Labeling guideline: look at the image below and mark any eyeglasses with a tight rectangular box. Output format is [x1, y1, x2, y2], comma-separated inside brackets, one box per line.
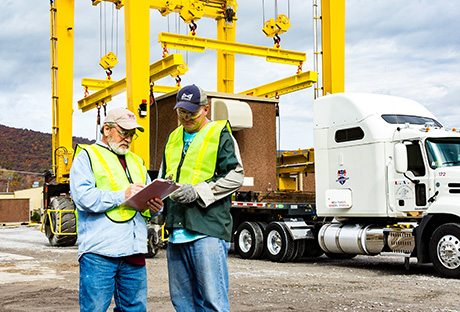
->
[176, 108, 203, 120]
[113, 126, 138, 140]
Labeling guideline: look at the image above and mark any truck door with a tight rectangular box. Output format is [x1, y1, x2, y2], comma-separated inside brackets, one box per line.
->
[395, 141, 429, 212]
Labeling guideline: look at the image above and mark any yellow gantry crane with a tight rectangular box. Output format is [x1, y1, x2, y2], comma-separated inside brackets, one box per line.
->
[44, 0, 344, 246]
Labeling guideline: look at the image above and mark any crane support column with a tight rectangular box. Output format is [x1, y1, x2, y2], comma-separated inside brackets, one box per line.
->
[321, 0, 345, 95]
[216, 17, 236, 93]
[50, 0, 75, 184]
[124, 0, 151, 166]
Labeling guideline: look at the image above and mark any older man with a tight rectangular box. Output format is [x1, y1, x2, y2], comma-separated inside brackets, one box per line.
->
[70, 107, 163, 312]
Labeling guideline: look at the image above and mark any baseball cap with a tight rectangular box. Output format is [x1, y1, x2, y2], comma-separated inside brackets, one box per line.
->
[174, 84, 208, 112]
[104, 107, 144, 132]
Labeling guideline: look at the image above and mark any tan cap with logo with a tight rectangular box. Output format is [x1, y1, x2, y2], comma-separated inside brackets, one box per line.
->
[104, 107, 144, 132]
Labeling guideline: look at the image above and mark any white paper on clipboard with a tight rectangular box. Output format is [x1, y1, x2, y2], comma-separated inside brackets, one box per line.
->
[122, 178, 180, 211]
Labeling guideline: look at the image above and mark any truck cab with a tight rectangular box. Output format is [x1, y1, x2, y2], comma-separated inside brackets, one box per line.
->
[314, 93, 460, 278]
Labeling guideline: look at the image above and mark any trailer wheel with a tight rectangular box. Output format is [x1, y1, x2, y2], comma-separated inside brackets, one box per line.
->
[429, 223, 460, 278]
[44, 196, 77, 247]
[255, 222, 268, 258]
[234, 221, 264, 259]
[146, 226, 161, 258]
[264, 222, 295, 262]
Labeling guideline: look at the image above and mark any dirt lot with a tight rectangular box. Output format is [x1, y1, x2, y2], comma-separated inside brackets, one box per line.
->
[0, 225, 459, 312]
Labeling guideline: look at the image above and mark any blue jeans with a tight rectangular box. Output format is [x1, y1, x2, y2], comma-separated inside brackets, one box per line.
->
[167, 237, 230, 312]
[79, 253, 147, 312]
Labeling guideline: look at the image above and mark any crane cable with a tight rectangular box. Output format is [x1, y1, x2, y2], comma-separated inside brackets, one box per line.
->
[150, 82, 159, 169]
[99, 2, 118, 77]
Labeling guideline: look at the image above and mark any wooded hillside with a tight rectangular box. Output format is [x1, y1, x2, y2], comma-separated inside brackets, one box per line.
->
[0, 124, 94, 191]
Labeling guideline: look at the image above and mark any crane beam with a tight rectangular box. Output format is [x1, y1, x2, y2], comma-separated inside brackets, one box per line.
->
[81, 78, 179, 94]
[158, 32, 306, 66]
[92, 0, 228, 19]
[78, 54, 187, 112]
[240, 71, 318, 98]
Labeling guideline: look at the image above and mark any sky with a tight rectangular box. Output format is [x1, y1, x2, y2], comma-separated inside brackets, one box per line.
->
[1, 1, 459, 150]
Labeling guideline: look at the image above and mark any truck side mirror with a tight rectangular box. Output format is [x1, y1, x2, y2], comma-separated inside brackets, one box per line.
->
[394, 143, 408, 173]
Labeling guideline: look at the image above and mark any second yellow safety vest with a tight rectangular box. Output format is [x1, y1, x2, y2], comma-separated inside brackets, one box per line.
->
[164, 120, 230, 184]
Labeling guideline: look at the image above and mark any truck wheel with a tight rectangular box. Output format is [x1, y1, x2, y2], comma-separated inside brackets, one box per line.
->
[234, 221, 264, 259]
[281, 223, 297, 262]
[146, 227, 161, 258]
[264, 222, 295, 262]
[44, 196, 77, 247]
[303, 239, 324, 258]
[429, 223, 460, 278]
[292, 240, 306, 261]
[255, 222, 268, 258]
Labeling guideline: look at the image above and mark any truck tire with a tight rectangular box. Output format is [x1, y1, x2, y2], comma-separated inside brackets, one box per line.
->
[256, 221, 267, 232]
[281, 223, 297, 262]
[234, 221, 264, 259]
[264, 222, 295, 262]
[292, 240, 306, 261]
[146, 227, 161, 258]
[429, 223, 460, 278]
[44, 196, 77, 247]
[303, 239, 324, 258]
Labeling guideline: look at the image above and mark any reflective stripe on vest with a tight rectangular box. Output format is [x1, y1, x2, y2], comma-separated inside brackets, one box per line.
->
[75, 144, 150, 222]
[164, 120, 230, 184]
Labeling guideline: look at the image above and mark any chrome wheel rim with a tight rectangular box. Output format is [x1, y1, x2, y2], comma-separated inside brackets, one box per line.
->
[267, 230, 282, 255]
[437, 234, 460, 269]
[238, 229, 252, 253]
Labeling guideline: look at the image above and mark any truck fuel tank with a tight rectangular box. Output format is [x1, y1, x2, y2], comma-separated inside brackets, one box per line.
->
[318, 223, 385, 255]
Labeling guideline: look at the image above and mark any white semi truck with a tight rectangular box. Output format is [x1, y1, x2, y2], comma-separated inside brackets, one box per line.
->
[232, 92, 460, 278]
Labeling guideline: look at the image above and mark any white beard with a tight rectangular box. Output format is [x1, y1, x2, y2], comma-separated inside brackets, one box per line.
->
[107, 138, 129, 155]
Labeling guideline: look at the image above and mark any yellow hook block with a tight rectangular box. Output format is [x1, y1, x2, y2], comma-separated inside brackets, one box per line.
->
[276, 14, 291, 34]
[180, 0, 204, 23]
[262, 14, 291, 37]
[99, 51, 119, 70]
[262, 18, 277, 37]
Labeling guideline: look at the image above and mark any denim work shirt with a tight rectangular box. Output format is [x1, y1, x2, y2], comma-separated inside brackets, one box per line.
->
[70, 142, 150, 259]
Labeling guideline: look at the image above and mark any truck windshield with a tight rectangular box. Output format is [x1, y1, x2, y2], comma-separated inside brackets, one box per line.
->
[425, 138, 460, 169]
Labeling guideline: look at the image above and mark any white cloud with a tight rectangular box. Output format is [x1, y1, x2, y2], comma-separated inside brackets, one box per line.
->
[1, 1, 460, 151]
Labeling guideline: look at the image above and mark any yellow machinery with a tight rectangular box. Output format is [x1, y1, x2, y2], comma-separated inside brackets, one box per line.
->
[43, 0, 345, 246]
[277, 148, 315, 192]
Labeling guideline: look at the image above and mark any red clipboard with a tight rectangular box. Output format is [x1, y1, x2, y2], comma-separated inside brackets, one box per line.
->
[122, 178, 180, 211]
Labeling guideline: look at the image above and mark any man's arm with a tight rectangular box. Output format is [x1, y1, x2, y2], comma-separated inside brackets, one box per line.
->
[195, 128, 244, 207]
[70, 151, 125, 213]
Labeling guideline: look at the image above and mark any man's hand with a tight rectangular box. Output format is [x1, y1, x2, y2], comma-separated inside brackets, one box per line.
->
[125, 183, 144, 200]
[170, 184, 198, 204]
[146, 197, 164, 214]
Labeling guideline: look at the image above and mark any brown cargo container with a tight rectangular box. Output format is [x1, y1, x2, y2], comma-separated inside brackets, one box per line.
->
[150, 91, 278, 193]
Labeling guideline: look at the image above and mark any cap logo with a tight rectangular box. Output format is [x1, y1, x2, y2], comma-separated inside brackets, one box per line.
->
[181, 93, 194, 101]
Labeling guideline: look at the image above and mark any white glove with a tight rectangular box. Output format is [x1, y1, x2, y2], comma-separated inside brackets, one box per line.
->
[170, 184, 198, 204]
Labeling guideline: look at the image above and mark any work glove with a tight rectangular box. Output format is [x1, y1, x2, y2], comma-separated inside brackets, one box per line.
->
[170, 184, 198, 204]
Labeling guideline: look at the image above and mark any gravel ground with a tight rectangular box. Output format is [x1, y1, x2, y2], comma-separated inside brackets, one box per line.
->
[0, 225, 459, 312]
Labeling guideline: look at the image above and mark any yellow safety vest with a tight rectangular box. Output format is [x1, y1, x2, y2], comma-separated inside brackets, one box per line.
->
[164, 120, 230, 184]
[75, 144, 151, 222]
